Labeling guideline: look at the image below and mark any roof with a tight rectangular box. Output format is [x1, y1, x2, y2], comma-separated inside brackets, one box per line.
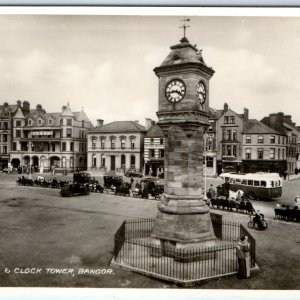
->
[244, 119, 281, 135]
[145, 124, 164, 138]
[154, 37, 214, 75]
[88, 121, 146, 134]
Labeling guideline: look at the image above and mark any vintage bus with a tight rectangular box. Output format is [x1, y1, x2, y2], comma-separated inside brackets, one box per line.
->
[219, 172, 282, 200]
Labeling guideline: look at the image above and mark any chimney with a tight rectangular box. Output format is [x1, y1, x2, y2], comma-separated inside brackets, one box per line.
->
[36, 104, 42, 111]
[22, 101, 30, 115]
[3, 102, 8, 108]
[244, 108, 249, 121]
[17, 100, 21, 107]
[97, 119, 104, 127]
[224, 103, 228, 112]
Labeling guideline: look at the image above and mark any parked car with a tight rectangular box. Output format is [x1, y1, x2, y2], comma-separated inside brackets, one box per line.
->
[125, 170, 143, 178]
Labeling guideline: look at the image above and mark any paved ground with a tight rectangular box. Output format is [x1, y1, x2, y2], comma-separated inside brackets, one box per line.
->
[0, 173, 299, 289]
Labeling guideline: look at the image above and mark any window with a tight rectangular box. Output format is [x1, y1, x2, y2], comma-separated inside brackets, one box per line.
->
[160, 138, 164, 145]
[49, 119, 53, 125]
[258, 136, 264, 143]
[233, 130, 237, 141]
[52, 143, 55, 152]
[16, 120, 21, 127]
[131, 140, 135, 150]
[261, 181, 266, 187]
[222, 144, 225, 156]
[28, 119, 32, 126]
[101, 139, 105, 149]
[278, 148, 281, 159]
[12, 142, 17, 151]
[16, 130, 21, 138]
[150, 138, 154, 144]
[248, 180, 253, 186]
[226, 145, 231, 156]
[246, 136, 251, 143]
[60, 119, 63, 125]
[254, 180, 260, 187]
[70, 142, 74, 152]
[224, 116, 229, 124]
[3, 134, 7, 142]
[3, 146, 7, 154]
[270, 148, 275, 159]
[111, 139, 115, 149]
[130, 155, 136, 168]
[92, 155, 97, 167]
[246, 148, 251, 159]
[82, 120, 84, 128]
[121, 155, 126, 168]
[222, 129, 226, 140]
[38, 119, 42, 125]
[66, 128, 72, 138]
[160, 149, 165, 158]
[62, 142, 66, 152]
[150, 149, 155, 158]
[230, 116, 235, 124]
[121, 139, 126, 149]
[233, 145, 237, 157]
[278, 136, 280, 144]
[70, 157, 74, 168]
[270, 136, 275, 144]
[92, 137, 97, 149]
[226, 129, 231, 140]
[67, 119, 72, 126]
[101, 154, 105, 167]
[258, 148, 264, 159]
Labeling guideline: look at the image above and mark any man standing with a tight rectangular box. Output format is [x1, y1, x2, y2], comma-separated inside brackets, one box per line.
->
[235, 235, 251, 278]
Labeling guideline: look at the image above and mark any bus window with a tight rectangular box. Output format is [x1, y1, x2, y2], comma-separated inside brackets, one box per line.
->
[229, 178, 235, 183]
[271, 181, 274, 187]
[261, 181, 266, 187]
[254, 180, 260, 186]
[278, 180, 281, 186]
[248, 180, 253, 186]
[236, 179, 241, 184]
[241, 179, 247, 185]
[225, 177, 229, 183]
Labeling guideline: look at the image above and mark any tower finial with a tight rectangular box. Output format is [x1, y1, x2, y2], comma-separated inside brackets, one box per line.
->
[179, 18, 190, 40]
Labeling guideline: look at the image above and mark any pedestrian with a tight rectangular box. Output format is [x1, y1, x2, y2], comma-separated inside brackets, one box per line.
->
[294, 196, 300, 209]
[235, 235, 250, 279]
[284, 170, 288, 180]
[130, 177, 134, 185]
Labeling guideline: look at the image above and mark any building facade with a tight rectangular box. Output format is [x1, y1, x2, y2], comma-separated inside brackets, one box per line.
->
[10, 103, 93, 172]
[0, 101, 26, 169]
[87, 120, 146, 174]
[215, 103, 248, 173]
[261, 113, 298, 174]
[143, 124, 165, 177]
[242, 119, 286, 175]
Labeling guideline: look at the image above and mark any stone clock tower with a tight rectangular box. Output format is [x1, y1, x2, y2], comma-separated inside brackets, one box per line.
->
[151, 32, 216, 254]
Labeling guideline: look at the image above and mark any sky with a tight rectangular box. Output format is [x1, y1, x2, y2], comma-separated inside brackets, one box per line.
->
[1, 13, 300, 127]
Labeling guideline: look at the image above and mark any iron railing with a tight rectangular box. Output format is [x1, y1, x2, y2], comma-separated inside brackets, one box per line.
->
[113, 217, 256, 282]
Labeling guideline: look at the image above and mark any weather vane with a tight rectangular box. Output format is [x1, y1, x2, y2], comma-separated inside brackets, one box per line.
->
[179, 18, 190, 39]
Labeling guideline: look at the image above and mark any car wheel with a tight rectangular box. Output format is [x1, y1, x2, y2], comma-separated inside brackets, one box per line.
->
[248, 191, 257, 200]
[248, 220, 254, 228]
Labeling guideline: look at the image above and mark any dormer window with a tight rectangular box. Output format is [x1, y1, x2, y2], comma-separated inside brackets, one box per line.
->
[48, 119, 53, 125]
[38, 119, 42, 125]
[28, 119, 32, 126]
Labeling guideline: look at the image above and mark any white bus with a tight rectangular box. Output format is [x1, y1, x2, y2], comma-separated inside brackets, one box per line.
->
[219, 172, 282, 200]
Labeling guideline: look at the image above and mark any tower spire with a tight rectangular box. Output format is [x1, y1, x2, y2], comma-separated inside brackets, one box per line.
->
[179, 18, 190, 42]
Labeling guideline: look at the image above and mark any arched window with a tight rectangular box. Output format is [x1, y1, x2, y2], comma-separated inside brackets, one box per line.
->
[130, 155, 135, 168]
[92, 154, 97, 167]
[121, 155, 126, 168]
[101, 154, 106, 167]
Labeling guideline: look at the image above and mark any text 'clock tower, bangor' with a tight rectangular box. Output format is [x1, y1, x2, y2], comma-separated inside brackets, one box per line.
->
[151, 21, 216, 255]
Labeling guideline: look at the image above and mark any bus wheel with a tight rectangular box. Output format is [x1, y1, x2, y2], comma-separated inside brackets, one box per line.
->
[248, 192, 256, 200]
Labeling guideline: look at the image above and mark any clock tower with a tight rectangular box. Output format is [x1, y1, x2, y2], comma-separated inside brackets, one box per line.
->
[151, 27, 216, 254]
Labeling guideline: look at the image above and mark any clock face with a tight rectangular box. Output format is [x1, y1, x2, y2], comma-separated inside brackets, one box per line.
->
[165, 79, 186, 103]
[197, 81, 206, 104]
